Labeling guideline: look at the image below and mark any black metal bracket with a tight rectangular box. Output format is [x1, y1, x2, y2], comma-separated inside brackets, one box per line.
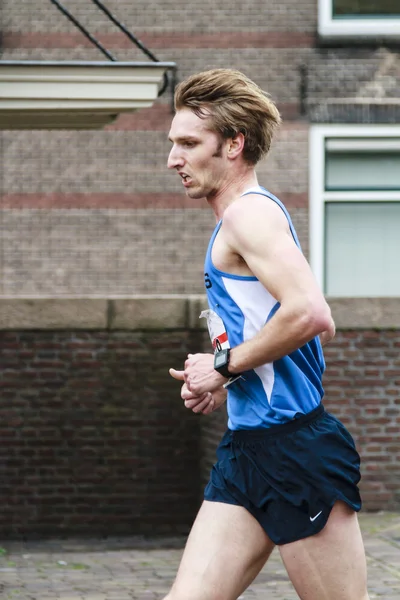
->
[49, 0, 176, 99]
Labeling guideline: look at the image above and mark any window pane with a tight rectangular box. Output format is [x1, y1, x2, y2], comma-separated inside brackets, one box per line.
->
[325, 150, 400, 191]
[333, 0, 400, 17]
[325, 202, 400, 297]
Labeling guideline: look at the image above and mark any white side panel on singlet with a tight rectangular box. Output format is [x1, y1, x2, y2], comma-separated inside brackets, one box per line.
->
[222, 276, 278, 403]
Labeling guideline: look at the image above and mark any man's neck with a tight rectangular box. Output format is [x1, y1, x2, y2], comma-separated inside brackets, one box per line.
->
[208, 171, 259, 221]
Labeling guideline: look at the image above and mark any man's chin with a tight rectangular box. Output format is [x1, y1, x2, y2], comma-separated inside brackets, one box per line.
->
[185, 188, 205, 200]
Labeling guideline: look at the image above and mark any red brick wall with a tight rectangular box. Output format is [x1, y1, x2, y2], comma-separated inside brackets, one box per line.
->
[323, 331, 400, 511]
[0, 330, 203, 538]
[2, 1, 398, 296]
[1, 327, 398, 539]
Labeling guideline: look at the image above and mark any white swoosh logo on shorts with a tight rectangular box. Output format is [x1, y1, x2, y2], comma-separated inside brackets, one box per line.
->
[310, 510, 323, 522]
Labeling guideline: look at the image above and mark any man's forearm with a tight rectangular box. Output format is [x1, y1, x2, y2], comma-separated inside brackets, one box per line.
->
[229, 304, 333, 374]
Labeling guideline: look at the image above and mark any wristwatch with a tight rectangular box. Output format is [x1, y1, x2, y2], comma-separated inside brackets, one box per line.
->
[214, 348, 234, 379]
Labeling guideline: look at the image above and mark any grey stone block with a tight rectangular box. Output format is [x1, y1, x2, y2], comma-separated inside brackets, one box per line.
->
[0, 298, 107, 329]
[328, 297, 400, 329]
[110, 295, 189, 329]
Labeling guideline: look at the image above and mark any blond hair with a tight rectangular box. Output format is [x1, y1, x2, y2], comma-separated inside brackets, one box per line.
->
[174, 68, 281, 165]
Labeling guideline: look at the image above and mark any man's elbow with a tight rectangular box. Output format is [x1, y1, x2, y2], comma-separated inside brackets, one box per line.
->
[302, 301, 335, 340]
[319, 319, 336, 346]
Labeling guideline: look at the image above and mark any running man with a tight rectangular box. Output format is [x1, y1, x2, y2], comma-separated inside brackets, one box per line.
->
[166, 68, 369, 600]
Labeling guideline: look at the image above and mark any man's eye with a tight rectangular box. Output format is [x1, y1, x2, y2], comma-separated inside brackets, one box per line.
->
[184, 142, 196, 148]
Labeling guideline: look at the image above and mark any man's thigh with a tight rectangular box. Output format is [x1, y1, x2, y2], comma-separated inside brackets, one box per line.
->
[165, 500, 275, 600]
[279, 500, 369, 600]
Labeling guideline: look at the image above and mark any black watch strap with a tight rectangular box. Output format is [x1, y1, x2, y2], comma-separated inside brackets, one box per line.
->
[214, 348, 233, 379]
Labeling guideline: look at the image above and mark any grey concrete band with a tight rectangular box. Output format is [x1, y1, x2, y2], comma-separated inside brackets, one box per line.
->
[0, 296, 399, 330]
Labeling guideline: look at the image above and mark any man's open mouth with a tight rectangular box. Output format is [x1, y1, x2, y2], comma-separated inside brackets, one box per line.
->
[180, 173, 192, 186]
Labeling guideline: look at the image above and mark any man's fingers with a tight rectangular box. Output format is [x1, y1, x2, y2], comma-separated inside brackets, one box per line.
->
[182, 387, 204, 401]
[202, 398, 216, 415]
[184, 392, 212, 411]
[184, 392, 208, 408]
[191, 395, 213, 413]
[169, 368, 185, 381]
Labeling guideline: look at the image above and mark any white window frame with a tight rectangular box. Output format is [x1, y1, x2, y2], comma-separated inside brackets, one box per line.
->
[318, 0, 400, 39]
[309, 124, 400, 294]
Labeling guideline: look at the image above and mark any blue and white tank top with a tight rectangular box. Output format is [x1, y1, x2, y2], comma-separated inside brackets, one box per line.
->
[202, 186, 325, 429]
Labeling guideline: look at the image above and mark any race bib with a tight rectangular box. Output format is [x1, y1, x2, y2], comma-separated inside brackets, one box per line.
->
[200, 309, 230, 351]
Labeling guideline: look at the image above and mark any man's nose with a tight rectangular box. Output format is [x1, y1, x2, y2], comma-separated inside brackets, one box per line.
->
[167, 145, 184, 170]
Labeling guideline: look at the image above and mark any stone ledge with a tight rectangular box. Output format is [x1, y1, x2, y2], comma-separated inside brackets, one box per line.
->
[109, 295, 208, 330]
[328, 297, 400, 329]
[0, 298, 108, 330]
[0, 296, 399, 330]
[0, 296, 208, 330]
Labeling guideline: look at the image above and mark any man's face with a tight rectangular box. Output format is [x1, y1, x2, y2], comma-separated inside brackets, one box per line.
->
[167, 108, 226, 200]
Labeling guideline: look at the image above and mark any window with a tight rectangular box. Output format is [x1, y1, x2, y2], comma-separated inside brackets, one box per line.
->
[309, 125, 400, 297]
[318, 0, 400, 38]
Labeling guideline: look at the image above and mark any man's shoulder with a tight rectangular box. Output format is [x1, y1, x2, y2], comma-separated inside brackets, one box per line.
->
[224, 192, 289, 232]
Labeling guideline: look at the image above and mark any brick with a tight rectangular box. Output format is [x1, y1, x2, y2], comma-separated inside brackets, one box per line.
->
[2, 0, 317, 34]
[0, 329, 203, 536]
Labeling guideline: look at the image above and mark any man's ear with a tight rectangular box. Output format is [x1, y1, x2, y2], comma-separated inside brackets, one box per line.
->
[227, 132, 245, 159]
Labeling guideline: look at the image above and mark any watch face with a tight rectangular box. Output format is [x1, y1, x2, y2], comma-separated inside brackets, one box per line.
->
[215, 353, 226, 367]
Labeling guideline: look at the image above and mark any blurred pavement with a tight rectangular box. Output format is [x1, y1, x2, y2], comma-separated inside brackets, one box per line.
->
[1, 511, 399, 599]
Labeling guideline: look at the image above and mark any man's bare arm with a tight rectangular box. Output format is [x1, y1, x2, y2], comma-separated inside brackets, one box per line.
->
[222, 195, 334, 374]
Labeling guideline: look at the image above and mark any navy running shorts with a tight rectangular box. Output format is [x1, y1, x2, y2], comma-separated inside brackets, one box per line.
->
[204, 404, 362, 545]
